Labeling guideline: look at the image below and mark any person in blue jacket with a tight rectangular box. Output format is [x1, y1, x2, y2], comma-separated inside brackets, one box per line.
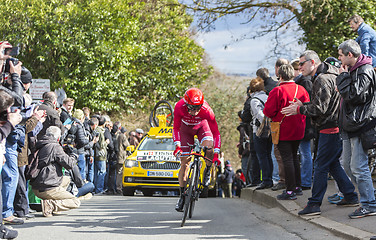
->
[348, 14, 376, 68]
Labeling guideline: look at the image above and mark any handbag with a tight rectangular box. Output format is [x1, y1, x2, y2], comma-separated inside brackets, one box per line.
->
[270, 118, 284, 145]
[270, 85, 299, 145]
[360, 126, 376, 150]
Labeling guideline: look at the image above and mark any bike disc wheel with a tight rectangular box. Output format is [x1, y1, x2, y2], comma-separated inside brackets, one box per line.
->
[181, 164, 196, 227]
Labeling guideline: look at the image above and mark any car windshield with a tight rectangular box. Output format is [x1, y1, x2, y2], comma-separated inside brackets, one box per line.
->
[137, 137, 175, 151]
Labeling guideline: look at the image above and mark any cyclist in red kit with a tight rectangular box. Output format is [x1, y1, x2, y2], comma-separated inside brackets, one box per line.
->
[173, 88, 221, 212]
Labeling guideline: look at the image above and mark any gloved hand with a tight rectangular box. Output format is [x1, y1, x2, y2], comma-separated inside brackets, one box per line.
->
[212, 153, 221, 166]
[174, 146, 182, 158]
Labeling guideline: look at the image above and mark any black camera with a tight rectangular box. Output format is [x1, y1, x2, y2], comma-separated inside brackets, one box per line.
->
[4, 58, 19, 73]
[0, 110, 8, 122]
[93, 130, 99, 138]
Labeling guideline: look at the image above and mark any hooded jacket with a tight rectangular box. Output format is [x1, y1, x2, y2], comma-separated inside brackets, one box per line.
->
[299, 62, 340, 130]
[336, 54, 376, 135]
[31, 135, 77, 192]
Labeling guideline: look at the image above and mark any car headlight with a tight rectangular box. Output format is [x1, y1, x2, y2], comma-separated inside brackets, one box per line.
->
[124, 160, 138, 168]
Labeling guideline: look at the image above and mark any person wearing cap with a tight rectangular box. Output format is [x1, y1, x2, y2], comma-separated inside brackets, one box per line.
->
[222, 160, 234, 198]
[136, 128, 144, 139]
[130, 128, 143, 148]
[116, 127, 129, 194]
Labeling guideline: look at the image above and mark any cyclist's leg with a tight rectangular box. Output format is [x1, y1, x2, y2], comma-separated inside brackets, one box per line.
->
[178, 156, 191, 187]
[195, 120, 215, 186]
[176, 124, 194, 212]
[196, 120, 214, 165]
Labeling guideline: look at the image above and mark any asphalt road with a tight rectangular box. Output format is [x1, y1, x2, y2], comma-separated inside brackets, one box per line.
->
[14, 195, 344, 240]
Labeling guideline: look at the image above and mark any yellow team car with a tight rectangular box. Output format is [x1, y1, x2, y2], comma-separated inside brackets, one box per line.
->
[122, 100, 217, 197]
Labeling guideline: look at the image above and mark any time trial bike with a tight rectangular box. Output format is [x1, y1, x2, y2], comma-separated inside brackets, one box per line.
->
[179, 140, 214, 227]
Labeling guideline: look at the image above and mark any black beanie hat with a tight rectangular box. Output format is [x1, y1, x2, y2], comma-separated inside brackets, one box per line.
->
[21, 67, 32, 84]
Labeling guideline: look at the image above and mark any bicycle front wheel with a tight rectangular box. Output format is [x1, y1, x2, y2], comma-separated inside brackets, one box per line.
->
[189, 163, 200, 218]
[181, 163, 197, 227]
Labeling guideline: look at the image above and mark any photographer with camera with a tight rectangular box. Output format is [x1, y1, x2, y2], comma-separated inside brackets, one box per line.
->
[31, 126, 81, 217]
[0, 41, 24, 108]
[0, 90, 21, 239]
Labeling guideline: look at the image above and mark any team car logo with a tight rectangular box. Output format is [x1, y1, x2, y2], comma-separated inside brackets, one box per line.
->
[137, 151, 174, 161]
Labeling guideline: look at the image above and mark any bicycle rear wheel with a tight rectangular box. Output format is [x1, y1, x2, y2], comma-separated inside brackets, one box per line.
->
[181, 163, 197, 227]
[189, 164, 200, 218]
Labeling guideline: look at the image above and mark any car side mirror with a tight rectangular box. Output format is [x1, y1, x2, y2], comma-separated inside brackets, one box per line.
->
[126, 145, 135, 153]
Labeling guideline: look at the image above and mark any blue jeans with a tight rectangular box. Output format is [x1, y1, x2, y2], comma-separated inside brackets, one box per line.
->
[253, 134, 273, 185]
[2, 142, 19, 218]
[341, 135, 376, 210]
[299, 140, 312, 188]
[271, 144, 280, 182]
[86, 155, 94, 183]
[94, 160, 106, 193]
[77, 154, 86, 180]
[76, 182, 95, 197]
[308, 133, 357, 206]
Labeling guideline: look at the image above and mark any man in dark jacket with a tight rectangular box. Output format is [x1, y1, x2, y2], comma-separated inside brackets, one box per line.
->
[282, 50, 358, 216]
[60, 98, 75, 124]
[337, 39, 376, 218]
[31, 126, 80, 217]
[37, 92, 65, 140]
[256, 67, 277, 95]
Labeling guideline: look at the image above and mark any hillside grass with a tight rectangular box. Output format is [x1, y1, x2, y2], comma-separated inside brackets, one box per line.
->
[114, 71, 251, 170]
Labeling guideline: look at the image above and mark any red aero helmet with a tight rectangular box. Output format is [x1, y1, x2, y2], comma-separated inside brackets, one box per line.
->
[184, 88, 204, 106]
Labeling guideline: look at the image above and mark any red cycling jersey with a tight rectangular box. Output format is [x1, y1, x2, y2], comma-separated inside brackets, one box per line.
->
[173, 99, 221, 153]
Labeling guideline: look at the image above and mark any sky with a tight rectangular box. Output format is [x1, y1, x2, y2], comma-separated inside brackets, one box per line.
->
[190, 13, 306, 76]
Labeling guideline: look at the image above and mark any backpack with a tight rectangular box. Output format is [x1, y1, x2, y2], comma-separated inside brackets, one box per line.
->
[252, 97, 271, 138]
[25, 148, 40, 181]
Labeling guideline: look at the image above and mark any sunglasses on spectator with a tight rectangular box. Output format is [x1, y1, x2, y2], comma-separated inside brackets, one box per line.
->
[299, 59, 311, 66]
[187, 104, 202, 111]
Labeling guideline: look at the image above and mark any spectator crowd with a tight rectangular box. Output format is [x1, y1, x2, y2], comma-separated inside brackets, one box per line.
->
[0, 41, 145, 239]
[237, 14, 376, 219]
[1, 12, 376, 240]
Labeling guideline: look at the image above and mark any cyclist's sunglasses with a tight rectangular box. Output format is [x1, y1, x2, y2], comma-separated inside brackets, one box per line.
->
[187, 104, 202, 111]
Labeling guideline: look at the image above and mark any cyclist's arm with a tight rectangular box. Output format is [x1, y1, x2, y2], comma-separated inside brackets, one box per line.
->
[206, 108, 221, 154]
[173, 105, 183, 147]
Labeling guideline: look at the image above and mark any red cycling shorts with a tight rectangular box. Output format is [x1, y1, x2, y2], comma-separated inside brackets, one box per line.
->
[180, 119, 213, 154]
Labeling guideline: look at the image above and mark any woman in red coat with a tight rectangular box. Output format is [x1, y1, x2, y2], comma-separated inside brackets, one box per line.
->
[263, 64, 310, 200]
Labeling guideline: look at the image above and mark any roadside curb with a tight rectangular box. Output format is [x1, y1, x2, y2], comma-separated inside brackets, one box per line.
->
[241, 187, 375, 240]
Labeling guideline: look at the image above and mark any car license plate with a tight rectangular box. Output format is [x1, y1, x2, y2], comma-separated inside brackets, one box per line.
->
[147, 171, 173, 177]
